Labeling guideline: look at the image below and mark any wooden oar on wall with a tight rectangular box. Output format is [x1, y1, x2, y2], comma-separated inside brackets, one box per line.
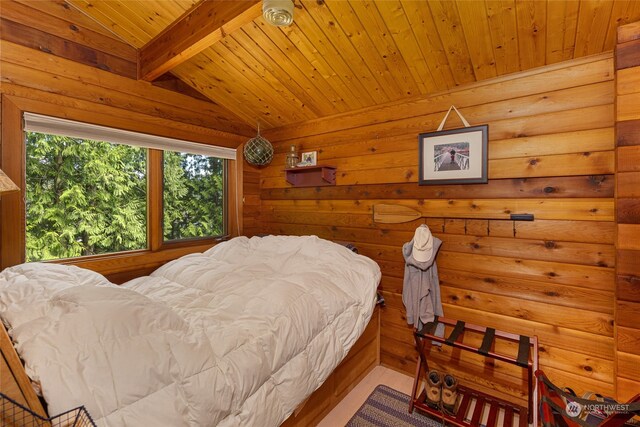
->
[372, 203, 534, 224]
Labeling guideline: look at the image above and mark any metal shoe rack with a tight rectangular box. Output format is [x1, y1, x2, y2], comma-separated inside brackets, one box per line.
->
[409, 317, 538, 427]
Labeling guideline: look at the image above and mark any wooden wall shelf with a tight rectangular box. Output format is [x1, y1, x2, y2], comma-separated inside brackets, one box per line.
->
[285, 165, 336, 187]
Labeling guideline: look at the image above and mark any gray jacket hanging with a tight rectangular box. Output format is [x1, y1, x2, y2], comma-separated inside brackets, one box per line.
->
[402, 234, 444, 333]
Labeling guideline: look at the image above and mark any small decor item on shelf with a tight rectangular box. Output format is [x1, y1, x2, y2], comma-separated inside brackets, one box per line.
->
[285, 144, 299, 168]
[298, 151, 317, 166]
[243, 123, 274, 166]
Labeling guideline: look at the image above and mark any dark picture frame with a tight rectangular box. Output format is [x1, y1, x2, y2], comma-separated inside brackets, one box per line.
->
[418, 125, 488, 185]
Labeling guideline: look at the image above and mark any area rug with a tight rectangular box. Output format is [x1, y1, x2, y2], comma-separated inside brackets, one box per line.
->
[346, 384, 444, 427]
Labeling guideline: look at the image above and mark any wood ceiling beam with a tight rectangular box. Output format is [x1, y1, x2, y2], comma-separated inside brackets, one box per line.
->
[139, 0, 262, 81]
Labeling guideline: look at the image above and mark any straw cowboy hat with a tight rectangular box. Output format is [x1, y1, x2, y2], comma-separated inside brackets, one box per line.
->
[412, 224, 434, 263]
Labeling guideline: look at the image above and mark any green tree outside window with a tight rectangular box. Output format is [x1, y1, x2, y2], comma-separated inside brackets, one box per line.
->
[26, 133, 225, 262]
[26, 132, 147, 261]
[163, 152, 225, 241]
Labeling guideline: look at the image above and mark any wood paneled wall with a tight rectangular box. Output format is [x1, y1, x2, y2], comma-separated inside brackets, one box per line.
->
[615, 21, 640, 401]
[243, 162, 263, 237]
[259, 54, 617, 404]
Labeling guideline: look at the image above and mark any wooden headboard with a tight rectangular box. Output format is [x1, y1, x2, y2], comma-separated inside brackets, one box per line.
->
[0, 321, 47, 418]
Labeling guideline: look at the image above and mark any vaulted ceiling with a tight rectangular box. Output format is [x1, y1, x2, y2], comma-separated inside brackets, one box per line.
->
[62, 1, 640, 130]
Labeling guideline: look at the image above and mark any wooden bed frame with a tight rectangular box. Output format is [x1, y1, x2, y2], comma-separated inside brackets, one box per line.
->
[1, 320, 48, 421]
[0, 307, 380, 426]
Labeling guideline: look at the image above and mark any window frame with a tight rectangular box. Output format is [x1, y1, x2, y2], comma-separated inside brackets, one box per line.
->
[160, 150, 229, 247]
[0, 95, 241, 271]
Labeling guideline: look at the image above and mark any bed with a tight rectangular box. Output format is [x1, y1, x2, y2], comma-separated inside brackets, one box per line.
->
[0, 235, 381, 426]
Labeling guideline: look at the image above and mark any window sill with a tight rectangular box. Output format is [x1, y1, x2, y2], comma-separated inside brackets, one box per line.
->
[55, 242, 219, 280]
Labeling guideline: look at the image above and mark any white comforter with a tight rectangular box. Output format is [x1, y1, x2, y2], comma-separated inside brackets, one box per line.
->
[0, 235, 380, 426]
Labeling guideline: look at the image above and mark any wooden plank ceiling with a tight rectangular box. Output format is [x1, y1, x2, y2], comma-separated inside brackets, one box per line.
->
[65, 0, 640, 130]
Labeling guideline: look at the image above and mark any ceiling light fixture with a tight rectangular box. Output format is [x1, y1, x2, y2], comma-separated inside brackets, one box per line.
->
[263, 0, 294, 27]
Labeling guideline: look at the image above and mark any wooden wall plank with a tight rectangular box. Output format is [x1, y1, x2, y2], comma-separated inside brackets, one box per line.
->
[617, 249, 640, 277]
[262, 175, 614, 200]
[439, 233, 614, 267]
[0, 18, 136, 79]
[2, 85, 244, 149]
[617, 92, 640, 122]
[618, 20, 640, 44]
[440, 287, 612, 336]
[617, 300, 640, 329]
[514, 220, 615, 244]
[618, 172, 640, 197]
[618, 146, 640, 171]
[617, 274, 640, 304]
[617, 377, 640, 401]
[2, 61, 240, 135]
[465, 219, 488, 236]
[490, 127, 614, 159]
[0, 97, 24, 269]
[616, 119, 640, 147]
[617, 66, 640, 95]
[489, 219, 514, 238]
[381, 302, 615, 362]
[617, 199, 640, 223]
[617, 326, 640, 355]
[439, 269, 613, 314]
[0, 40, 253, 137]
[263, 198, 614, 222]
[1, 0, 136, 62]
[488, 151, 614, 179]
[18, 0, 125, 39]
[618, 224, 640, 250]
[436, 251, 614, 290]
[615, 38, 640, 70]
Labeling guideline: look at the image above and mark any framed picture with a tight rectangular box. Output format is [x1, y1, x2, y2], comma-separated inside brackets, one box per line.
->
[298, 151, 317, 166]
[418, 125, 488, 185]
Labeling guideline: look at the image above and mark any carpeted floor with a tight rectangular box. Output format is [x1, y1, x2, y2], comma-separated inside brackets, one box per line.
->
[346, 385, 444, 427]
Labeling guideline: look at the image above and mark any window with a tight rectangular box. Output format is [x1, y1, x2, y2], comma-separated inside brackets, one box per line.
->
[163, 152, 226, 241]
[26, 132, 147, 261]
[21, 113, 236, 262]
